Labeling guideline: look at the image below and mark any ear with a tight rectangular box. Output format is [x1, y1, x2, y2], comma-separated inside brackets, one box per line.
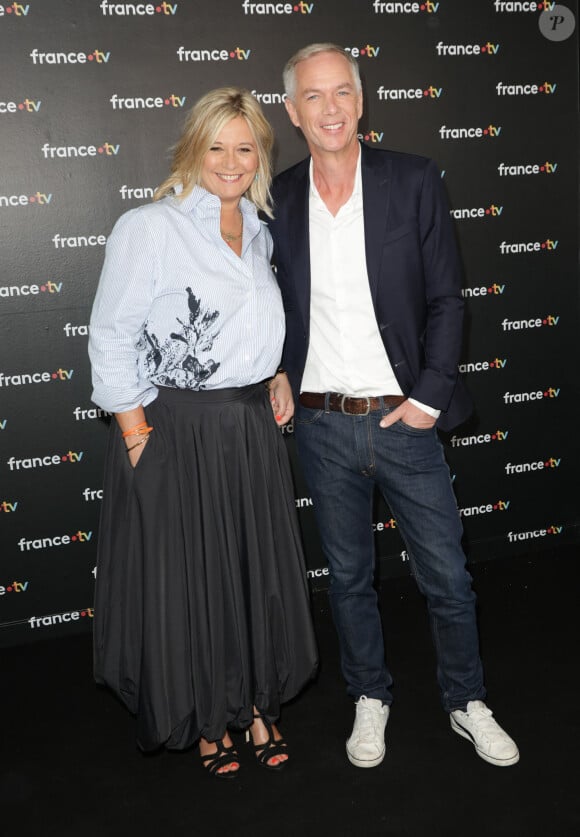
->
[284, 97, 300, 128]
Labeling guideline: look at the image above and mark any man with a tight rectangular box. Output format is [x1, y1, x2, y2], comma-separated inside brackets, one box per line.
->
[268, 44, 519, 768]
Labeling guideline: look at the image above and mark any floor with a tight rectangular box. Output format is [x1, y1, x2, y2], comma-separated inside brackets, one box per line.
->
[2, 545, 578, 836]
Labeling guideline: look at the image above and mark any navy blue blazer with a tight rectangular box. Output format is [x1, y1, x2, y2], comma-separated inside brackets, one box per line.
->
[269, 143, 473, 432]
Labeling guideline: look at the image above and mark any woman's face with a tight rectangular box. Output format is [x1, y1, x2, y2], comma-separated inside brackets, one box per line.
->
[200, 116, 259, 208]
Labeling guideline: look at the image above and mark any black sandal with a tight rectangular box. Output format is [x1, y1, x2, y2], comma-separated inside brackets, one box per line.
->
[246, 713, 288, 771]
[200, 739, 240, 780]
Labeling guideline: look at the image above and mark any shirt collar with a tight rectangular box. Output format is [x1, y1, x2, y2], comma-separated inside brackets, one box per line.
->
[170, 183, 259, 225]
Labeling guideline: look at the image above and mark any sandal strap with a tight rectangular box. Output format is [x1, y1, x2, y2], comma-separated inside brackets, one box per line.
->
[250, 716, 287, 759]
[254, 740, 287, 765]
[201, 740, 239, 775]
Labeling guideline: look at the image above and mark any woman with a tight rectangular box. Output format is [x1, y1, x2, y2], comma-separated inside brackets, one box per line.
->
[88, 88, 318, 778]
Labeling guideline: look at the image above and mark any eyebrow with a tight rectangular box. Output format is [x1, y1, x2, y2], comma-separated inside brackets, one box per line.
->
[301, 81, 355, 96]
[210, 140, 256, 146]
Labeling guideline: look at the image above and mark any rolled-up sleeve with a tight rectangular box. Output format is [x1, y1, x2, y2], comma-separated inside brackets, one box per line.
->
[88, 208, 159, 413]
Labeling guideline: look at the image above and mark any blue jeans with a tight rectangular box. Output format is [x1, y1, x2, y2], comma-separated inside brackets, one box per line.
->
[294, 398, 486, 713]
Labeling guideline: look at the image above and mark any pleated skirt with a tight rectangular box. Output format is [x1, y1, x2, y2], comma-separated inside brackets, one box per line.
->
[93, 383, 318, 751]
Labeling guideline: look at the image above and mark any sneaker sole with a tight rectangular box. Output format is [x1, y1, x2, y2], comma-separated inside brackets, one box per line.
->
[450, 716, 520, 767]
[345, 744, 386, 769]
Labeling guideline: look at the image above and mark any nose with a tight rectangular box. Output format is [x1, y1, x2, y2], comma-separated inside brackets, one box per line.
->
[323, 94, 338, 114]
[223, 149, 237, 169]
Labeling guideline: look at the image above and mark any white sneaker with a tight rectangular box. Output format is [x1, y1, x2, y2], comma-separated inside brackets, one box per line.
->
[450, 700, 520, 767]
[346, 695, 389, 768]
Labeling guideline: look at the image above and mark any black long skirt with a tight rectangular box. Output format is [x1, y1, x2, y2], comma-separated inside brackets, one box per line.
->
[93, 384, 318, 751]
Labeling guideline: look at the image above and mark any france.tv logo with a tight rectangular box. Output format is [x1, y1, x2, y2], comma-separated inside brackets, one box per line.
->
[100, 1, 178, 13]
[29, 49, 111, 64]
[0, 97, 41, 114]
[241, 1, 314, 13]
[0, 3, 30, 16]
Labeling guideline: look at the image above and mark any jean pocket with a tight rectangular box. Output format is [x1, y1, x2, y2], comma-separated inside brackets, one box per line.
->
[295, 407, 325, 426]
[396, 419, 435, 435]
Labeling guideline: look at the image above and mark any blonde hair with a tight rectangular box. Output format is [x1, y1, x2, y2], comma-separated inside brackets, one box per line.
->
[283, 43, 362, 101]
[155, 87, 274, 216]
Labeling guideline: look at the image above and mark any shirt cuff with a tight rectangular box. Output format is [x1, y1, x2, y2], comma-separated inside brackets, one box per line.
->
[408, 398, 441, 420]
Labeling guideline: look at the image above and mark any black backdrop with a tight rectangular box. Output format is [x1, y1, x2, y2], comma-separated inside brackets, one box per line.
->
[1, 0, 578, 645]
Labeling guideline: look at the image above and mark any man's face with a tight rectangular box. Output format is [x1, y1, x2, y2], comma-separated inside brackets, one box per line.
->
[285, 51, 363, 156]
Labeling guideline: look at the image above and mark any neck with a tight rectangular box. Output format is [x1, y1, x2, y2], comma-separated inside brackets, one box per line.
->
[310, 142, 359, 215]
[220, 199, 241, 220]
[311, 142, 359, 190]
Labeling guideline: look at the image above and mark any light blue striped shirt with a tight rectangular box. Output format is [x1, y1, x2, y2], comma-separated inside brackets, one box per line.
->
[89, 186, 285, 413]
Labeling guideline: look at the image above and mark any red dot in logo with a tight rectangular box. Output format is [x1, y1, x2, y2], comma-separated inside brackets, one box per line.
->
[88, 54, 94, 61]
[539, 85, 544, 92]
[490, 361, 495, 367]
[491, 434, 497, 440]
[18, 103, 24, 110]
[420, 3, 426, 9]
[360, 49, 366, 56]
[156, 4, 162, 10]
[72, 535, 77, 541]
[229, 52, 235, 58]
[485, 208, 490, 214]
[481, 46, 486, 53]
[61, 455, 67, 461]
[364, 134, 370, 140]
[52, 373, 58, 379]
[487, 286, 493, 293]
[540, 165, 545, 171]
[98, 147, 104, 154]
[164, 99, 170, 105]
[7, 586, 13, 592]
[81, 610, 86, 616]
[293, 4, 299, 10]
[7, 5, 13, 11]
[543, 391, 548, 396]
[493, 504, 498, 510]
[40, 285, 46, 291]
[483, 128, 488, 134]
[541, 242, 546, 248]
[542, 319, 547, 324]
[29, 195, 36, 202]
[423, 90, 429, 96]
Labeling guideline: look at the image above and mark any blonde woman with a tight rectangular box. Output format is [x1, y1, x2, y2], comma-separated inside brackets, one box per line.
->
[89, 88, 318, 778]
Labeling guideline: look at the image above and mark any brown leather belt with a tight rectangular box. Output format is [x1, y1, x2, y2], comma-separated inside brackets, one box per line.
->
[299, 391, 405, 416]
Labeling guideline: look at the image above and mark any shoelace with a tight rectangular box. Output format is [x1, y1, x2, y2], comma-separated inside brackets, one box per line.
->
[355, 698, 384, 741]
[464, 705, 508, 742]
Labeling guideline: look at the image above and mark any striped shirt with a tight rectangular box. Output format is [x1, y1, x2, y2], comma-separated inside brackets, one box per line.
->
[89, 186, 285, 413]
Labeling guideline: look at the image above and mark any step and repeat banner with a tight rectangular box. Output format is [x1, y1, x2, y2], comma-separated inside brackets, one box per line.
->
[1, 1, 578, 645]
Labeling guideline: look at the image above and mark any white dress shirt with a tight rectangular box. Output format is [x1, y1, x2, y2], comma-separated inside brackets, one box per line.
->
[301, 150, 438, 418]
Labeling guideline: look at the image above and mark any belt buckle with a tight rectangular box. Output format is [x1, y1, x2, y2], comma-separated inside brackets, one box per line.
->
[340, 394, 370, 416]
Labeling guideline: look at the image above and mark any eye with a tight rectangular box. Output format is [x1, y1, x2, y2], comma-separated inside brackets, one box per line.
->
[209, 145, 222, 152]
[238, 146, 253, 153]
[306, 94, 319, 101]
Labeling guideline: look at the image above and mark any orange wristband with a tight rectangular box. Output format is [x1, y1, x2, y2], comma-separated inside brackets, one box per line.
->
[122, 422, 149, 438]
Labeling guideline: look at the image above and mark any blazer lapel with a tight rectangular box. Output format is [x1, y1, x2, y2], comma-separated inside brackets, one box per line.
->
[361, 144, 392, 304]
[286, 159, 311, 333]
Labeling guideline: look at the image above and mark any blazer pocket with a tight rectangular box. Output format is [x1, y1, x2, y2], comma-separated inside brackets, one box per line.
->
[383, 220, 417, 245]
